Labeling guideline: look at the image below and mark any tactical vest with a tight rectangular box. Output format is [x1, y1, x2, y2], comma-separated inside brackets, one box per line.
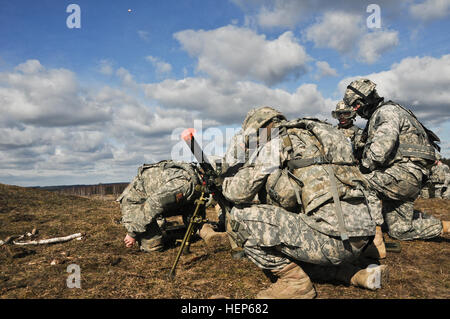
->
[374, 101, 438, 166]
[266, 119, 370, 241]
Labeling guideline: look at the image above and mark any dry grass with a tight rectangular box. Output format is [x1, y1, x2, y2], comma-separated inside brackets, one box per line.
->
[0, 183, 449, 299]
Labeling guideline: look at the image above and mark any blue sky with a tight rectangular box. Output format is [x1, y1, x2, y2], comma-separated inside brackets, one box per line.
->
[1, 0, 449, 186]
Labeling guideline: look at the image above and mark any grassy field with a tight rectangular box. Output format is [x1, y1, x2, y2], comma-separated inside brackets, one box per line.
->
[0, 183, 449, 299]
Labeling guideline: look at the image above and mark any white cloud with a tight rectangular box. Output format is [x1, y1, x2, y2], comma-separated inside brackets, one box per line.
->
[410, 0, 450, 21]
[305, 11, 365, 54]
[144, 76, 333, 124]
[0, 60, 219, 186]
[14, 59, 44, 74]
[314, 61, 338, 80]
[233, 0, 409, 29]
[146, 56, 173, 75]
[0, 60, 111, 127]
[116, 67, 138, 88]
[305, 11, 399, 64]
[358, 30, 399, 64]
[256, 0, 310, 28]
[174, 25, 310, 86]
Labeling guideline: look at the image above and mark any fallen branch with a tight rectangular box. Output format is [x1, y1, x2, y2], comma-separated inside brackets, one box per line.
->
[12, 233, 84, 246]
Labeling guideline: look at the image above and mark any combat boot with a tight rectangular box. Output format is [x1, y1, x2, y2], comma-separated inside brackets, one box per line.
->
[256, 262, 316, 299]
[336, 264, 389, 290]
[139, 236, 164, 252]
[362, 226, 386, 259]
[199, 223, 230, 249]
[139, 220, 164, 252]
[442, 221, 450, 235]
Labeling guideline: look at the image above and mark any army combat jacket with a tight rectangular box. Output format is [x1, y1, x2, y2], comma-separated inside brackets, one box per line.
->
[361, 102, 436, 177]
[117, 160, 201, 238]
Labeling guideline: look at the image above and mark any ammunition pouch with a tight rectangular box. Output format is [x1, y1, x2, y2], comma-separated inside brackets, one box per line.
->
[228, 219, 251, 247]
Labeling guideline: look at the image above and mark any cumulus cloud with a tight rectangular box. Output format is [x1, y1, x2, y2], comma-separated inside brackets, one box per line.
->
[410, 0, 450, 21]
[255, 0, 311, 28]
[358, 30, 399, 64]
[0, 60, 219, 186]
[144, 77, 334, 124]
[305, 11, 365, 54]
[0, 60, 111, 127]
[146, 56, 173, 75]
[304, 11, 399, 64]
[232, 0, 408, 29]
[174, 25, 310, 86]
[338, 54, 450, 124]
[314, 61, 338, 80]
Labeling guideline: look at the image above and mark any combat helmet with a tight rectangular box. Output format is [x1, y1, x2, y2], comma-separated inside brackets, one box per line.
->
[242, 106, 286, 133]
[332, 101, 356, 123]
[344, 79, 383, 119]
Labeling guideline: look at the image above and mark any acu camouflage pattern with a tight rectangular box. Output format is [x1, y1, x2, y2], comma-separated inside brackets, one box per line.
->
[361, 102, 436, 172]
[343, 78, 377, 107]
[360, 101, 443, 239]
[222, 113, 379, 271]
[228, 204, 369, 270]
[117, 160, 201, 239]
[426, 162, 450, 199]
[242, 106, 286, 134]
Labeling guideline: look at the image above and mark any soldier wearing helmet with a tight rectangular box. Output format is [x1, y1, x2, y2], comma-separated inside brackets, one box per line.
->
[343, 78, 449, 241]
[332, 101, 364, 159]
[222, 106, 387, 299]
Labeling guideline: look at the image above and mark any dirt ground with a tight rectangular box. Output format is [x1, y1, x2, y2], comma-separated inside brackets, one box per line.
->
[0, 183, 449, 299]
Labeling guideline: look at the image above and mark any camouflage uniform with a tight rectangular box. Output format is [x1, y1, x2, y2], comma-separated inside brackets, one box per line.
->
[344, 79, 443, 240]
[428, 162, 450, 198]
[222, 114, 380, 271]
[332, 101, 364, 158]
[117, 160, 201, 251]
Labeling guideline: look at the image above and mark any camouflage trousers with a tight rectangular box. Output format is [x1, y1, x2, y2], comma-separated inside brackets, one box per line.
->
[229, 205, 370, 271]
[366, 165, 443, 240]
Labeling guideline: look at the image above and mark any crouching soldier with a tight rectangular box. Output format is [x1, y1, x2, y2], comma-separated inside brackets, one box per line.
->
[117, 160, 229, 252]
[343, 79, 449, 240]
[222, 107, 388, 299]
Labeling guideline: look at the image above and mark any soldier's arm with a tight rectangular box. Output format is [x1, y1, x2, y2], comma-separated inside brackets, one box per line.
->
[222, 164, 269, 204]
[361, 107, 402, 171]
[222, 138, 280, 204]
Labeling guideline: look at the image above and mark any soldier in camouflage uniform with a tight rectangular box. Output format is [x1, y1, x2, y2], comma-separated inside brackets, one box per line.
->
[117, 160, 229, 252]
[222, 107, 388, 299]
[332, 101, 364, 158]
[343, 79, 450, 241]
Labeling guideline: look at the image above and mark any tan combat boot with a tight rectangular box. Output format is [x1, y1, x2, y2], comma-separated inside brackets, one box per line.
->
[335, 263, 389, 290]
[139, 236, 164, 252]
[256, 262, 317, 299]
[442, 221, 450, 235]
[350, 264, 389, 290]
[363, 226, 386, 259]
[199, 223, 230, 249]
